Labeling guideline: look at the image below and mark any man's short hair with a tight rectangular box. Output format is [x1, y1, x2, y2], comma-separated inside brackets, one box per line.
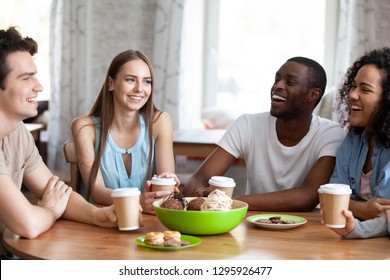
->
[0, 27, 38, 90]
[287, 56, 327, 105]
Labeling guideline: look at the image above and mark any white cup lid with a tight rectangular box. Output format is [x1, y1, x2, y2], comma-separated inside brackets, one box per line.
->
[111, 188, 140, 197]
[319, 184, 352, 195]
[208, 176, 236, 187]
[150, 177, 176, 185]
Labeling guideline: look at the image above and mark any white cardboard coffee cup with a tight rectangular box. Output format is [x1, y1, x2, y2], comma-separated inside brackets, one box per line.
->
[319, 184, 352, 228]
[150, 177, 176, 192]
[111, 188, 140, 230]
[208, 176, 236, 197]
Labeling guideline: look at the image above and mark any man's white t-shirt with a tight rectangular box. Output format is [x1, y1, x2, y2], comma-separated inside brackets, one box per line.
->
[218, 113, 345, 195]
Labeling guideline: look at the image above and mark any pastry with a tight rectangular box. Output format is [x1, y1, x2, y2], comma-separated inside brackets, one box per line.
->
[255, 216, 296, 224]
[162, 230, 184, 246]
[160, 193, 188, 210]
[187, 197, 205, 211]
[201, 189, 233, 211]
[161, 198, 184, 210]
[144, 231, 188, 247]
[145, 231, 165, 245]
[163, 230, 181, 241]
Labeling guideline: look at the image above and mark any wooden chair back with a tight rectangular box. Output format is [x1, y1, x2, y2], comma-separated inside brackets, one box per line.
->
[63, 141, 81, 193]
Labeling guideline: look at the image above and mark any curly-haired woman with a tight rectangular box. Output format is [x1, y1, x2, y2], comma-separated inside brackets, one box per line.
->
[330, 47, 390, 221]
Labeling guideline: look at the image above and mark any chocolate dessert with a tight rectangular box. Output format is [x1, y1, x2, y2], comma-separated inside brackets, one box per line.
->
[187, 197, 205, 211]
[160, 193, 188, 210]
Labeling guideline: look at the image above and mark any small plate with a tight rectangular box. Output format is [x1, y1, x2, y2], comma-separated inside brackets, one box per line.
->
[246, 214, 307, 230]
[135, 235, 201, 250]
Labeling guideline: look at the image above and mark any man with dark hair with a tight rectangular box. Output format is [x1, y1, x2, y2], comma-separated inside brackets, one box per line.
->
[183, 57, 345, 211]
[0, 27, 117, 259]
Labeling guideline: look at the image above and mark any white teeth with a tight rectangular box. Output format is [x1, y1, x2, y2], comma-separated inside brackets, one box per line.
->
[351, 105, 362, 110]
[130, 96, 142, 101]
[272, 94, 287, 102]
[26, 98, 37, 102]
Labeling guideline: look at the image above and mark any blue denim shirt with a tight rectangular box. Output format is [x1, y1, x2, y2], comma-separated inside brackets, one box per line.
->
[330, 131, 390, 200]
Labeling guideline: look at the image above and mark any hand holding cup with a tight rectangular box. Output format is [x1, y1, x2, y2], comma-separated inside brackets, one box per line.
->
[111, 188, 141, 230]
[318, 184, 352, 228]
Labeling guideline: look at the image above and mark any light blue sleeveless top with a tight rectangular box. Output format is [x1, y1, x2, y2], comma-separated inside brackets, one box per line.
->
[94, 114, 154, 192]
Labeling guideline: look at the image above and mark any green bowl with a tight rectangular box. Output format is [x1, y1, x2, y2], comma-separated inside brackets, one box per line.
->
[153, 197, 248, 235]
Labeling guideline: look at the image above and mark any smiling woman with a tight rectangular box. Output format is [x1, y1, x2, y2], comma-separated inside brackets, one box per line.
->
[330, 47, 390, 221]
[71, 49, 180, 215]
[0, 0, 52, 101]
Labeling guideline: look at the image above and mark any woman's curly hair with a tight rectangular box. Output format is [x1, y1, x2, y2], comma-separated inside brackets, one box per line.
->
[336, 47, 390, 148]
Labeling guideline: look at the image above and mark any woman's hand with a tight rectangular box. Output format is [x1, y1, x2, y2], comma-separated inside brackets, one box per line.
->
[321, 209, 356, 237]
[156, 172, 181, 189]
[351, 198, 390, 220]
[141, 180, 171, 215]
[386, 209, 390, 222]
[141, 173, 181, 214]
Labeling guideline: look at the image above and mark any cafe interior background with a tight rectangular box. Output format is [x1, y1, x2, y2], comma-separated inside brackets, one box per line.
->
[1, 0, 390, 194]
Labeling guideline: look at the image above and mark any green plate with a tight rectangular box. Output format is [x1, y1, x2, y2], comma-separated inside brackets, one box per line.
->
[135, 235, 201, 250]
[246, 214, 307, 230]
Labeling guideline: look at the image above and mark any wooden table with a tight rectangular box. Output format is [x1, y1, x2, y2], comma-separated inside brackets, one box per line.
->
[3, 211, 389, 260]
[25, 123, 45, 142]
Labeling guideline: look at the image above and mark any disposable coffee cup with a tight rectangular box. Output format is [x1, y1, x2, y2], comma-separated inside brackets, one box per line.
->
[150, 177, 176, 192]
[318, 186, 324, 205]
[111, 188, 140, 230]
[318, 184, 352, 228]
[208, 176, 236, 197]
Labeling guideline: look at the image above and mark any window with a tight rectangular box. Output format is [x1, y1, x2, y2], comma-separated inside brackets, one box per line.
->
[0, 0, 52, 100]
[204, 0, 336, 114]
